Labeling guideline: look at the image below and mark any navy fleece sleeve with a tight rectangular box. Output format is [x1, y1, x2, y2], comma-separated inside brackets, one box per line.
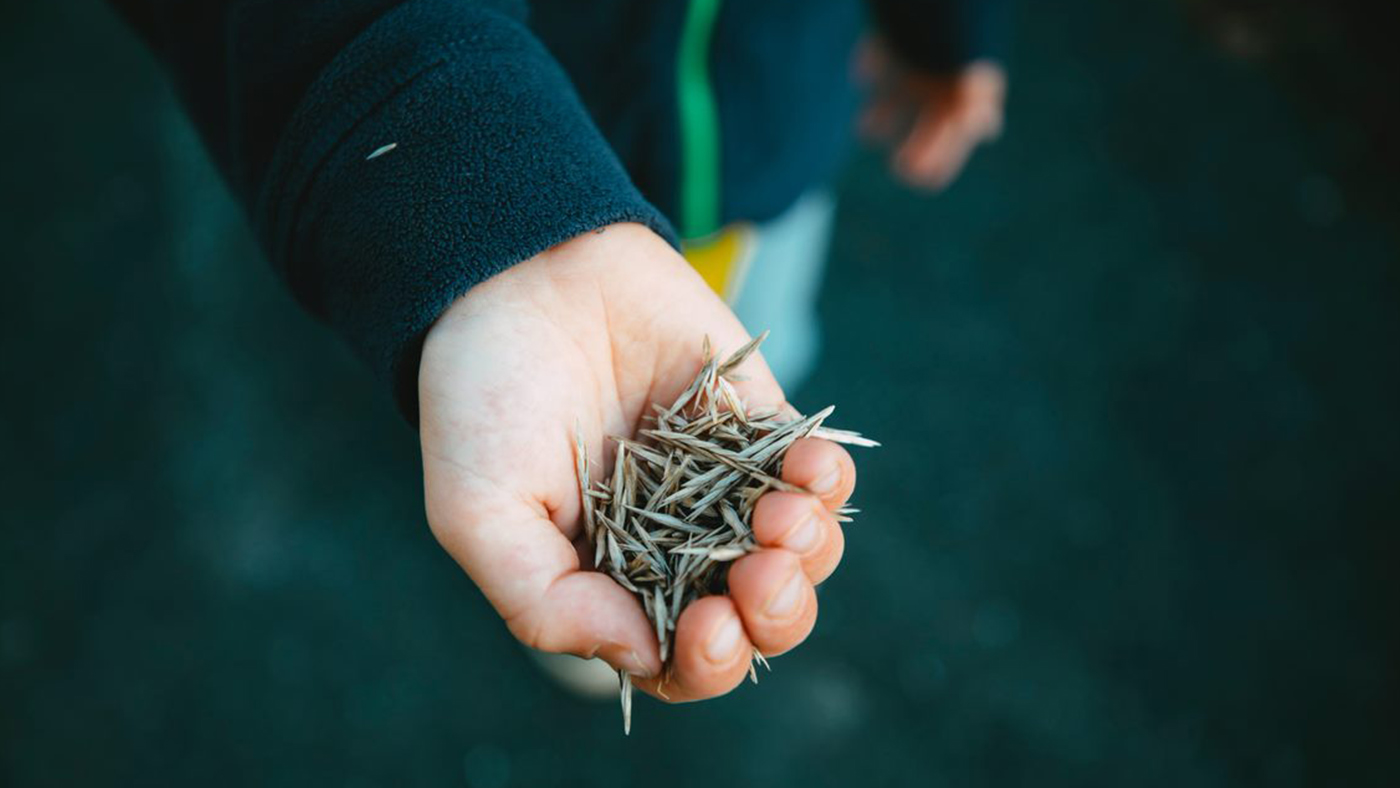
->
[109, 0, 675, 420]
[867, 0, 1011, 73]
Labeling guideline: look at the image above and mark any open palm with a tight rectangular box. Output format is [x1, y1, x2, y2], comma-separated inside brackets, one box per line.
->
[418, 223, 857, 701]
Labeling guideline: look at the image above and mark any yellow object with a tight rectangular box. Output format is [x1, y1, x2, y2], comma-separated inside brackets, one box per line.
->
[682, 223, 756, 303]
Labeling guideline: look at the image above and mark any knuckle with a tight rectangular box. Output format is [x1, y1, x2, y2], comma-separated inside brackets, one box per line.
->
[504, 603, 557, 654]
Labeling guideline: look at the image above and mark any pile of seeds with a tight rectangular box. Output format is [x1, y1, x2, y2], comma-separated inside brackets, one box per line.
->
[573, 333, 877, 733]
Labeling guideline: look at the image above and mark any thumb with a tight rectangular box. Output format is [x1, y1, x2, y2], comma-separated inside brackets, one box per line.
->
[426, 484, 662, 678]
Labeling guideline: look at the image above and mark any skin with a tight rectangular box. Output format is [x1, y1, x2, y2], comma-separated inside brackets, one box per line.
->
[418, 223, 857, 702]
[416, 48, 1005, 700]
[858, 42, 1008, 191]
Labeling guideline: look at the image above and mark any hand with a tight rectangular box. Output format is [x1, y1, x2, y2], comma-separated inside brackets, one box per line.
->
[858, 41, 1007, 191]
[418, 223, 858, 701]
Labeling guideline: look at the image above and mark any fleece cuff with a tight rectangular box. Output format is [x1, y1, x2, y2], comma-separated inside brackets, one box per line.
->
[257, 0, 676, 421]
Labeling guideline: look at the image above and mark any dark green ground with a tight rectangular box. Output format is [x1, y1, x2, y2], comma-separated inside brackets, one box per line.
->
[2, 1, 1397, 786]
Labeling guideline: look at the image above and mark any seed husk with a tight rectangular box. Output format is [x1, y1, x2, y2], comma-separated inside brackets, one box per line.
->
[574, 334, 874, 733]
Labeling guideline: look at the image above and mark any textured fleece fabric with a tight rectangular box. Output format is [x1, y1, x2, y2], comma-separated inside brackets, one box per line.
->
[109, 0, 1007, 420]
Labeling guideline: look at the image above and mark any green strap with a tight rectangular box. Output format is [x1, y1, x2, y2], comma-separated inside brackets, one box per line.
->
[677, 0, 723, 240]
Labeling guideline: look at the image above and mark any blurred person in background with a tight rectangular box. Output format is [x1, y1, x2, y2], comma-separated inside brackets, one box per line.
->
[107, 0, 1008, 702]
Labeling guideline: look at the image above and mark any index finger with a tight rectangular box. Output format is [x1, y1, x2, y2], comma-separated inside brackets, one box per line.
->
[424, 475, 662, 680]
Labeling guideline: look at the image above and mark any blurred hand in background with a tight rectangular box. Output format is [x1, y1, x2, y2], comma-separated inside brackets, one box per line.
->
[858, 41, 1008, 191]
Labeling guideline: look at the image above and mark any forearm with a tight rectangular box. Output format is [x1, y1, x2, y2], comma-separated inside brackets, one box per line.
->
[107, 0, 413, 202]
[109, 0, 675, 421]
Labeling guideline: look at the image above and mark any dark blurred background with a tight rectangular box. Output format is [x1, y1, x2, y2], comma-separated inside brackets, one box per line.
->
[2, 0, 1398, 785]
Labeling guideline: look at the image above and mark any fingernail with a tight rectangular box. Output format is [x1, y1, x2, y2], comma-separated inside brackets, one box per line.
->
[704, 616, 743, 664]
[765, 571, 805, 618]
[812, 466, 841, 495]
[783, 513, 822, 554]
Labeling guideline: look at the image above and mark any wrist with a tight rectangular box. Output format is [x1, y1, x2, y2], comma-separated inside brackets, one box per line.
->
[419, 222, 692, 392]
[431, 223, 676, 330]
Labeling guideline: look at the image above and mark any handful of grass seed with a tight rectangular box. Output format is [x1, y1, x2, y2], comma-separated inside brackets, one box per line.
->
[573, 333, 877, 733]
